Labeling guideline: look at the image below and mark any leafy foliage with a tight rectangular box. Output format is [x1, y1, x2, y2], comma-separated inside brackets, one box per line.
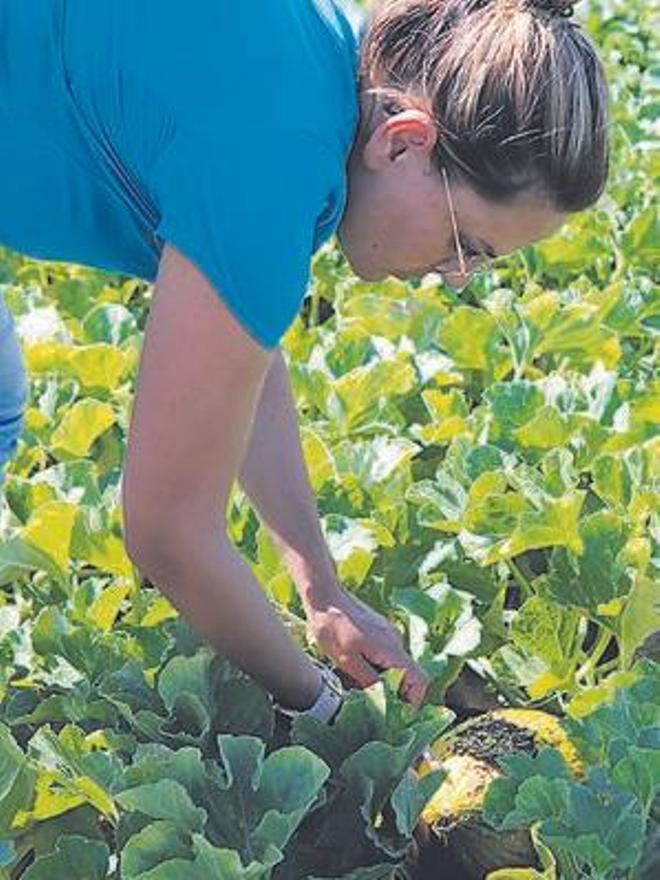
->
[483, 661, 660, 879]
[0, 0, 658, 876]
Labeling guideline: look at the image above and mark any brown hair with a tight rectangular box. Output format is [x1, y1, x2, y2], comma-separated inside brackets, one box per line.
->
[358, 0, 610, 212]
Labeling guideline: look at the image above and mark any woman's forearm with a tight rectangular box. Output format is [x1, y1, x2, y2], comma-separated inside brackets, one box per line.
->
[134, 527, 324, 711]
[237, 346, 340, 609]
[131, 347, 339, 712]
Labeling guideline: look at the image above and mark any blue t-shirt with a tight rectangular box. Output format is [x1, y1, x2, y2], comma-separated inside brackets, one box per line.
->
[0, 0, 364, 349]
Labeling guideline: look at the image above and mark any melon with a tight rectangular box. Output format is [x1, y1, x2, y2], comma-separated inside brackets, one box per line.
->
[410, 708, 583, 879]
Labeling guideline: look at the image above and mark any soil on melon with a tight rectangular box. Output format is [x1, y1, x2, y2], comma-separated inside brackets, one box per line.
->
[448, 717, 538, 767]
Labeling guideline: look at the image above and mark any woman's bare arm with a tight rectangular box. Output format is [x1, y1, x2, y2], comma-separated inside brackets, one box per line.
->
[237, 347, 340, 610]
[121, 243, 323, 710]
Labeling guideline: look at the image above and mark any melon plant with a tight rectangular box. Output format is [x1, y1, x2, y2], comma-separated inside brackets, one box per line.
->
[0, 0, 658, 878]
[412, 708, 584, 877]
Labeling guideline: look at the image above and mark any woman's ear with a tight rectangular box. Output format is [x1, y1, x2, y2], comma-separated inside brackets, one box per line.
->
[363, 106, 438, 170]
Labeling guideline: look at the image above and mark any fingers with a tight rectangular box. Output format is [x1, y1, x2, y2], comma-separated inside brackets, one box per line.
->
[365, 644, 431, 709]
[400, 667, 431, 710]
[338, 653, 381, 690]
[335, 650, 430, 708]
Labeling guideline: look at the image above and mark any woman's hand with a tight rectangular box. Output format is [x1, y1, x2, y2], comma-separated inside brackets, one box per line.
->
[303, 584, 430, 710]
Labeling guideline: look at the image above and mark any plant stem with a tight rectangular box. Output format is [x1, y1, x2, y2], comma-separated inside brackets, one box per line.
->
[507, 558, 533, 599]
[575, 627, 612, 686]
[594, 657, 619, 676]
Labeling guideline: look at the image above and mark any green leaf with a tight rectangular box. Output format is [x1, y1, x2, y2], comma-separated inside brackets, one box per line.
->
[437, 306, 504, 371]
[390, 767, 445, 837]
[620, 574, 660, 667]
[21, 835, 109, 880]
[211, 735, 329, 863]
[418, 538, 499, 602]
[406, 473, 467, 531]
[622, 205, 659, 260]
[566, 670, 639, 719]
[70, 505, 134, 578]
[543, 509, 632, 610]
[86, 580, 133, 632]
[463, 492, 585, 565]
[255, 745, 330, 822]
[0, 536, 61, 585]
[0, 724, 39, 834]
[67, 344, 131, 391]
[333, 354, 417, 431]
[25, 724, 120, 821]
[333, 435, 420, 488]
[510, 596, 581, 677]
[483, 747, 572, 831]
[21, 500, 78, 573]
[498, 776, 569, 830]
[291, 685, 386, 773]
[541, 831, 615, 874]
[115, 779, 207, 833]
[592, 452, 634, 508]
[82, 302, 137, 346]
[485, 382, 545, 452]
[189, 834, 275, 879]
[50, 399, 116, 460]
[322, 514, 395, 588]
[515, 406, 572, 450]
[119, 820, 195, 880]
[464, 490, 531, 538]
[543, 770, 647, 871]
[30, 606, 71, 658]
[393, 582, 481, 672]
[611, 746, 660, 810]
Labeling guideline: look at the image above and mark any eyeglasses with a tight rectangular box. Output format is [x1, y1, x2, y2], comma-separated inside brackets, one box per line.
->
[441, 165, 467, 278]
[434, 166, 494, 286]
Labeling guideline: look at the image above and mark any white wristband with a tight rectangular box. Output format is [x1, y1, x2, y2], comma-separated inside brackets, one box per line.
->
[274, 661, 344, 724]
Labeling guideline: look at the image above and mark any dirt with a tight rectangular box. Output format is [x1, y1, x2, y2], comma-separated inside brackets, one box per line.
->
[448, 716, 538, 767]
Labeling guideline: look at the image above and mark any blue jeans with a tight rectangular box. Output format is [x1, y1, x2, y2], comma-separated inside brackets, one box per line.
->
[0, 291, 28, 488]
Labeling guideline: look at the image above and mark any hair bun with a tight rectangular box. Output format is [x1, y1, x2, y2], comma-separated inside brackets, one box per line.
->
[524, 0, 578, 17]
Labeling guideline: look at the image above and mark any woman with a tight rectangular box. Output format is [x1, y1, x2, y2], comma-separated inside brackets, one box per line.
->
[0, 0, 608, 723]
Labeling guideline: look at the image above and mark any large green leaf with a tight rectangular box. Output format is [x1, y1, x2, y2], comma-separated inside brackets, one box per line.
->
[50, 400, 116, 459]
[437, 306, 505, 372]
[620, 574, 660, 666]
[214, 735, 329, 860]
[485, 382, 546, 452]
[509, 596, 581, 680]
[0, 724, 38, 834]
[115, 779, 207, 833]
[21, 835, 109, 880]
[542, 509, 633, 610]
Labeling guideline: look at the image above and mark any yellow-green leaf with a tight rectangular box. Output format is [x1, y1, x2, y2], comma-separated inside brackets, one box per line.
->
[68, 344, 131, 390]
[22, 501, 77, 573]
[50, 400, 116, 459]
[87, 580, 132, 632]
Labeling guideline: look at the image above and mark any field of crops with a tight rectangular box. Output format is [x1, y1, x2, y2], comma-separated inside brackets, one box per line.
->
[0, 0, 658, 878]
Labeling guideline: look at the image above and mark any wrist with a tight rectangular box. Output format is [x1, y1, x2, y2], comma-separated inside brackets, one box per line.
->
[300, 578, 344, 614]
[286, 552, 343, 613]
[274, 660, 345, 724]
[274, 662, 324, 712]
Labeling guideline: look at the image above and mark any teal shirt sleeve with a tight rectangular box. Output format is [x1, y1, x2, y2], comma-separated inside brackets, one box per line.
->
[151, 123, 334, 351]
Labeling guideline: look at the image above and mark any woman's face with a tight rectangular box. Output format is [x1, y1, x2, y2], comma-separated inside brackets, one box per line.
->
[337, 90, 566, 290]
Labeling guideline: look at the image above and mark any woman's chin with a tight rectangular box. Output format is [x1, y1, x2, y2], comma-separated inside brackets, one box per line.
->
[342, 257, 383, 283]
[359, 268, 387, 282]
[348, 258, 389, 282]
[336, 234, 385, 281]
